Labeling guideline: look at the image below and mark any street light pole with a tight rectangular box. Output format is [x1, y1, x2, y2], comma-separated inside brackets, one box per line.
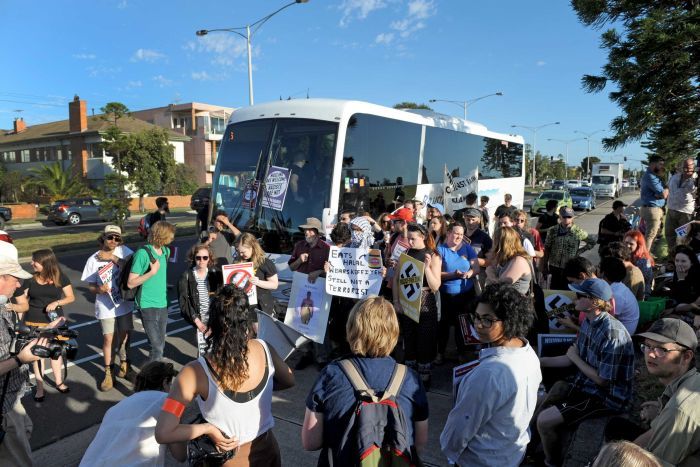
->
[196, 0, 309, 106]
[511, 121, 560, 188]
[548, 137, 584, 178]
[574, 129, 605, 178]
[429, 92, 503, 120]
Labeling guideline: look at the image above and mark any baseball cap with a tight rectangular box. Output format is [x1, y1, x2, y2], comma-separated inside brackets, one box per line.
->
[388, 208, 414, 222]
[559, 206, 575, 218]
[612, 200, 627, 209]
[568, 278, 613, 301]
[636, 318, 698, 350]
[427, 203, 445, 215]
[463, 207, 482, 218]
[104, 225, 122, 235]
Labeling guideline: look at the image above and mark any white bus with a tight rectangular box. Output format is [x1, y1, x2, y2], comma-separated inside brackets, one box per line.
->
[213, 99, 525, 266]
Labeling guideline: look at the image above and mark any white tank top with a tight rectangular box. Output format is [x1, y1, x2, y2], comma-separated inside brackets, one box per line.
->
[196, 339, 275, 444]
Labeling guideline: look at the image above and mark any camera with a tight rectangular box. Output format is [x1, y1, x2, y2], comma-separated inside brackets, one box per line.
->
[10, 323, 79, 361]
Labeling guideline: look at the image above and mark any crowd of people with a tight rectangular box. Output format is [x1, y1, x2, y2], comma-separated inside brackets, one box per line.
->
[0, 156, 697, 466]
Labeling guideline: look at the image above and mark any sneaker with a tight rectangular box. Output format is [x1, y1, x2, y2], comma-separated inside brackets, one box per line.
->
[117, 360, 130, 379]
[100, 366, 113, 392]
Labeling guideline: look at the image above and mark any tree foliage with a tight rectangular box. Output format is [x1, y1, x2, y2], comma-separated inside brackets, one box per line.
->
[101, 102, 130, 126]
[571, 0, 700, 167]
[580, 156, 601, 175]
[162, 163, 199, 196]
[393, 102, 433, 110]
[26, 162, 90, 202]
[99, 173, 131, 229]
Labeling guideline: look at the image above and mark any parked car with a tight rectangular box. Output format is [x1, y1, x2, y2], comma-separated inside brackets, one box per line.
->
[0, 206, 12, 229]
[530, 190, 573, 216]
[48, 198, 130, 225]
[570, 187, 597, 211]
[190, 187, 211, 212]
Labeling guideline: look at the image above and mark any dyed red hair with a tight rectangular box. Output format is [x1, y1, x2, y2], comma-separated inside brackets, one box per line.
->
[624, 230, 654, 266]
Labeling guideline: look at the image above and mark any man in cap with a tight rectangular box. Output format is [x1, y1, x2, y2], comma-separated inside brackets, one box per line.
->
[537, 278, 635, 466]
[0, 243, 53, 464]
[598, 200, 631, 248]
[542, 206, 588, 290]
[426, 202, 445, 221]
[463, 207, 493, 265]
[633, 318, 700, 465]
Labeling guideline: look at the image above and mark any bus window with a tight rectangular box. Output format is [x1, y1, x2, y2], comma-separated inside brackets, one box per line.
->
[341, 114, 421, 218]
[422, 126, 483, 183]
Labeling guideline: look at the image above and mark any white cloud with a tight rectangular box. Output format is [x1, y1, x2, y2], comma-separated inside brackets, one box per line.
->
[536, 60, 546, 66]
[152, 75, 173, 87]
[87, 65, 122, 77]
[375, 33, 394, 45]
[132, 48, 166, 62]
[126, 80, 143, 88]
[185, 34, 248, 67]
[375, 0, 436, 47]
[339, 0, 388, 27]
[73, 53, 96, 60]
[191, 71, 227, 81]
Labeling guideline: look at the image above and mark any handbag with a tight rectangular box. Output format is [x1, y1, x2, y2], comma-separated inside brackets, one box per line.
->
[186, 415, 235, 467]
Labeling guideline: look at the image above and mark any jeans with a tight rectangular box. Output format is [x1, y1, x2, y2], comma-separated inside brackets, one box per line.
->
[140, 307, 168, 362]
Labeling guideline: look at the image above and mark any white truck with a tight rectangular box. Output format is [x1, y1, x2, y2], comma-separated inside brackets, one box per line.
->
[591, 162, 624, 198]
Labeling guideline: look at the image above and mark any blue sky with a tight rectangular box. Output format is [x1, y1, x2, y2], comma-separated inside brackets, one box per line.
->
[0, 0, 646, 170]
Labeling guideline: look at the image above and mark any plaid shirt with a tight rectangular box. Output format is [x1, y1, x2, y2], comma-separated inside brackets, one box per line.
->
[574, 312, 635, 412]
[544, 224, 588, 269]
[0, 306, 29, 415]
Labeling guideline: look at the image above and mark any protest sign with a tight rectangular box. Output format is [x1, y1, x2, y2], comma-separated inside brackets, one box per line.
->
[257, 311, 308, 361]
[261, 166, 290, 211]
[284, 272, 331, 343]
[242, 180, 260, 209]
[675, 222, 692, 239]
[543, 289, 577, 331]
[537, 334, 577, 358]
[397, 253, 425, 323]
[97, 262, 122, 306]
[326, 246, 383, 299]
[222, 262, 258, 306]
[452, 359, 480, 404]
[458, 313, 481, 346]
[443, 164, 478, 212]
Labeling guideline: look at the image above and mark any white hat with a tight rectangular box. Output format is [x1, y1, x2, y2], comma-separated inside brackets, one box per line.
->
[0, 242, 32, 279]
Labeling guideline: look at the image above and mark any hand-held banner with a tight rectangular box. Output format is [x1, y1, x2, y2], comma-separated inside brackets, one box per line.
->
[325, 246, 383, 299]
[397, 253, 425, 323]
[222, 262, 258, 306]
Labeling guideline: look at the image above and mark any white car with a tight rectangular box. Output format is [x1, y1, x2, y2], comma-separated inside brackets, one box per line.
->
[567, 179, 582, 188]
[622, 179, 630, 188]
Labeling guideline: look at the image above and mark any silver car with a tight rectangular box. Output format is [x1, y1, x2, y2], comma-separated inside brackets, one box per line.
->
[48, 198, 118, 225]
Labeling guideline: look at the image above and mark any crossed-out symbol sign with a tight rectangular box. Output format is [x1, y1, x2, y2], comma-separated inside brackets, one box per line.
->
[545, 293, 573, 329]
[399, 262, 421, 300]
[226, 270, 254, 294]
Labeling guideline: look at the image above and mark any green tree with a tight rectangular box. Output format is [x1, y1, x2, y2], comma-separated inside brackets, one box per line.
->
[114, 128, 177, 211]
[162, 163, 199, 196]
[392, 102, 433, 110]
[99, 173, 131, 229]
[572, 0, 700, 168]
[101, 102, 130, 126]
[581, 156, 601, 175]
[27, 162, 90, 201]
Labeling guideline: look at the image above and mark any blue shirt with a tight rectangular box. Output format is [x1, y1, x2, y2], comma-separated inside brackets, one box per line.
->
[640, 169, 666, 207]
[441, 341, 542, 467]
[437, 243, 477, 295]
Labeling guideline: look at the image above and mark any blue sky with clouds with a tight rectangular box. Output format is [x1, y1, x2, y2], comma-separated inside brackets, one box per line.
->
[0, 0, 646, 170]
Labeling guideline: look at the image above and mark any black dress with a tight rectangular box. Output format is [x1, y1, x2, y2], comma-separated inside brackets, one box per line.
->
[15, 273, 71, 324]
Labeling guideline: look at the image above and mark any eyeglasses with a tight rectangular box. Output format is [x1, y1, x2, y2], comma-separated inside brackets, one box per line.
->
[105, 235, 122, 242]
[195, 256, 209, 261]
[471, 314, 502, 328]
[640, 343, 686, 356]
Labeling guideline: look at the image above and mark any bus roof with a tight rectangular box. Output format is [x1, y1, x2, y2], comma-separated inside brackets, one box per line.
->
[228, 98, 524, 144]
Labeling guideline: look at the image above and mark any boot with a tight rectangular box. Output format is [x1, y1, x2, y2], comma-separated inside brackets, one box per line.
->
[117, 360, 130, 379]
[100, 365, 113, 392]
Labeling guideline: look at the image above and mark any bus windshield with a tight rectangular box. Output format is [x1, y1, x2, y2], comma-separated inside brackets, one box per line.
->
[213, 118, 338, 254]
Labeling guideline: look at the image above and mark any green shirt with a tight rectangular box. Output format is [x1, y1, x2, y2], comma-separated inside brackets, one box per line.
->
[544, 224, 588, 269]
[130, 244, 169, 309]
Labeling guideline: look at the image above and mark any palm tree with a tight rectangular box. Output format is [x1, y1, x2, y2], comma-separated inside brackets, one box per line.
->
[27, 162, 89, 202]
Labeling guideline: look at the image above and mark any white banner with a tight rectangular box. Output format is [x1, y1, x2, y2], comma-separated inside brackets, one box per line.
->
[326, 246, 383, 299]
[284, 272, 331, 343]
[443, 164, 478, 212]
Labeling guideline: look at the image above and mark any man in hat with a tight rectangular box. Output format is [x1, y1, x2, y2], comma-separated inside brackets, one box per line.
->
[542, 206, 588, 290]
[463, 207, 493, 264]
[598, 200, 631, 248]
[0, 243, 52, 464]
[633, 318, 700, 465]
[537, 278, 635, 466]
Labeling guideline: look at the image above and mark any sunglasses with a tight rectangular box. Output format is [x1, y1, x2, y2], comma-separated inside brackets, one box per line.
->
[105, 235, 122, 241]
[195, 256, 209, 261]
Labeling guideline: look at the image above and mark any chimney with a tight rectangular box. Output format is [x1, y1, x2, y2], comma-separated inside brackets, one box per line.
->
[13, 118, 26, 134]
[69, 95, 87, 133]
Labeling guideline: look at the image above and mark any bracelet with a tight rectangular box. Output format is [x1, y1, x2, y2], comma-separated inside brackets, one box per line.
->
[12, 356, 22, 368]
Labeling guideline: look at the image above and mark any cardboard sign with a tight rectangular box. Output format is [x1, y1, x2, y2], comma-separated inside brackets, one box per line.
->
[284, 272, 331, 343]
[444, 164, 478, 212]
[543, 289, 577, 331]
[222, 262, 258, 306]
[97, 261, 122, 306]
[675, 222, 692, 239]
[452, 359, 480, 404]
[458, 313, 481, 345]
[397, 253, 425, 323]
[537, 334, 577, 358]
[261, 166, 290, 211]
[326, 246, 383, 299]
[257, 311, 308, 361]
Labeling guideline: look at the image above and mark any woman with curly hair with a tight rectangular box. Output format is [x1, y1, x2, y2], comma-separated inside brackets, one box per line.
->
[441, 283, 542, 466]
[156, 286, 294, 466]
[623, 230, 654, 298]
[485, 226, 533, 296]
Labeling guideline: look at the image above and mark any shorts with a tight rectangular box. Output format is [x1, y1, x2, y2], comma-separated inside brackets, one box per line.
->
[556, 387, 616, 426]
[99, 312, 134, 335]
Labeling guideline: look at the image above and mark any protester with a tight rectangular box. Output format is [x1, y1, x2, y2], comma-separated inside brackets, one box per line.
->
[128, 221, 175, 362]
[537, 278, 635, 467]
[348, 216, 374, 250]
[479, 195, 490, 231]
[206, 210, 241, 266]
[371, 212, 392, 245]
[563, 256, 597, 285]
[542, 207, 589, 290]
[392, 223, 442, 387]
[494, 193, 515, 219]
[599, 256, 640, 335]
[681, 221, 700, 258]
[435, 222, 479, 364]
[413, 199, 426, 225]
[81, 226, 134, 391]
[600, 242, 646, 301]
[0, 243, 48, 465]
[536, 199, 560, 243]
[640, 155, 669, 251]
[234, 233, 279, 320]
[426, 202, 444, 221]
[486, 226, 533, 296]
[598, 200, 632, 248]
[155, 286, 294, 466]
[324, 223, 356, 357]
[462, 207, 493, 266]
[149, 197, 170, 225]
[177, 244, 222, 356]
[385, 207, 413, 271]
[665, 158, 697, 251]
[338, 209, 356, 224]
[196, 196, 210, 234]
[80, 362, 182, 466]
[661, 245, 700, 325]
[441, 284, 541, 467]
[301, 296, 429, 463]
[514, 209, 544, 260]
[623, 230, 654, 299]
[14, 248, 75, 400]
[428, 214, 448, 245]
[592, 441, 662, 467]
[497, 212, 537, 258]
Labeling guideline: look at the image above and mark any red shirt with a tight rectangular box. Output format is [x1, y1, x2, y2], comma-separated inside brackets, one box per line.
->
[288, 239, 330, 274]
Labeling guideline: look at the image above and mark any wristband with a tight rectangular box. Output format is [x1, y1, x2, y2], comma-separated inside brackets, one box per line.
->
[162, 398, 185, 418]
[13, 356, 22, 367]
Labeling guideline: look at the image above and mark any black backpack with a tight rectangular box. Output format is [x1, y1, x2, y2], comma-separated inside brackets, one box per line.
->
[321, 360, 415, 467]
[118, 246, 158, 302]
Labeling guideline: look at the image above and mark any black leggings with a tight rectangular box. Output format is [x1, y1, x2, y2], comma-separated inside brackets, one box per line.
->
[437, 289, 475, 355]
[401, 290, 438, 365]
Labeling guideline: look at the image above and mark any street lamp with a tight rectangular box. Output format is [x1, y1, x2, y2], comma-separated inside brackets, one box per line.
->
[196, 0, 309, 106]
[429, 92, 503, 120]
[574, 129, 605, 177]
[511, 121, 560, 188]
[547, 137, 584, 178]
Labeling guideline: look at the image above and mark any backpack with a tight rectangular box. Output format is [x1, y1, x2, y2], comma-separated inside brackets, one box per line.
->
[327, 360, 415, 467]
[118, 246, 158, 302]
[137, 213, 153, 238]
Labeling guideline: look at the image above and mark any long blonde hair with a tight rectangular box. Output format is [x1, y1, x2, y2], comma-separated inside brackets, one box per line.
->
[235, 233, 266, 269]
[493, 226, 529, 266]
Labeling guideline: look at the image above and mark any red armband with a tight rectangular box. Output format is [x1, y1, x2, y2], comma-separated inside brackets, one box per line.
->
[162, 398, 185, 418]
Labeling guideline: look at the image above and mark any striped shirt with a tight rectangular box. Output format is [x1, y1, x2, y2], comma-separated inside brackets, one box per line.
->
[193, 269, 210, 325]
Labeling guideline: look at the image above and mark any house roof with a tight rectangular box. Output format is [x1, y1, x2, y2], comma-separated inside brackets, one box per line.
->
[0, 115, 190, 145]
